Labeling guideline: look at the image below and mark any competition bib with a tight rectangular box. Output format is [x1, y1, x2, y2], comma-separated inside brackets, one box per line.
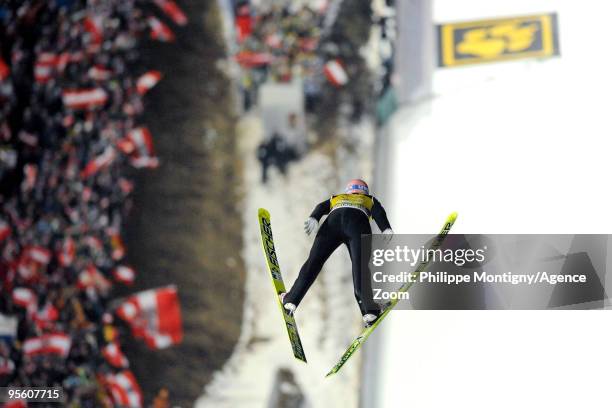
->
[330, 194, 374, 217]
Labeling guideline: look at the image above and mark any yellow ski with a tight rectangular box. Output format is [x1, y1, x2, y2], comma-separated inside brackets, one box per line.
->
[258, 208, 307, 363]
[326, 212, 458, 377]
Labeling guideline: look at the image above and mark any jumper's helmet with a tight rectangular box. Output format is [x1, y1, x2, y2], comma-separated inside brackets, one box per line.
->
[345, 179, 369, 195]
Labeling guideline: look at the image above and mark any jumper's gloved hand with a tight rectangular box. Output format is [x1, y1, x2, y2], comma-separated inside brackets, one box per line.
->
[381, 228, 394, 244]
[304, 217, 318, 236]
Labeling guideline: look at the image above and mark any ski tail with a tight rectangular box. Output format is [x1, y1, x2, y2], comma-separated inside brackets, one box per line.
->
[258, 208, 307, 363]
[325, 212, 458, 377]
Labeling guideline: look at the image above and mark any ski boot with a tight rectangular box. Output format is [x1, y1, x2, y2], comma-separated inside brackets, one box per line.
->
[279, 292, 297, 315]
[362, 311, 381, 327]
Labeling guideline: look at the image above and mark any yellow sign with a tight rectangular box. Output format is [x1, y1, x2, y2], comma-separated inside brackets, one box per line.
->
[438, 13, 559, 67]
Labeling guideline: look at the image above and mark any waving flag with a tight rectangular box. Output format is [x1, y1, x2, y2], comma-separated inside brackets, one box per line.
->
[12, 288, 37, 311]
[136, 71, 162, 95]
[102, 342, 129, 368]
[88, 65, 113, 81]
[324, 59, 348, 87]
[117, 127, 159, 168]
[63, 88, 108, 110]
[23, 333, 71, 358]
[77, 264, 112, 294]
[235, 51, 273, 67]
[58, 237, 76, 267]
[34, 53, 57, 83]
[33, 303, 59, 330]
[116, 286, 183, 349]
[148, 17, 176, 42]
[153, 0, 188, 26]
[24, 246, 52, 265]
[81, 147, 116, 179]
[84, 15, 104, 44]
[113, 266, 136, 285]
[105, 370, 143, 408]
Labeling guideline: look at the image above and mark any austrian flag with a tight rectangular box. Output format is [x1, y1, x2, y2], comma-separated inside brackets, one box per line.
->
[153, 0, 188, 26]
[102, 342, 129, 368]
[11, 287, 37, 310]
[81, 147, 116, 179]
[117, 127, 159, 169]
[23, 333, 71, 358]
[116, 286, 183, 349]
[105, 370, 143, 408]
[324, 59, 348, 87]
[136, 71, 162, 95]
[148, 17, 176, 42]
[24, 246, 52, 265]
[58, 237, 76, 267]
[63, 88, 108, 110]
[113, 265, 136, 285]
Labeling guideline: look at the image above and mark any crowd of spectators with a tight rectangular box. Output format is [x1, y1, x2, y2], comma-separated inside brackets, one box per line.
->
[0, 0, 178, 406]
[235, 2, 326, 112]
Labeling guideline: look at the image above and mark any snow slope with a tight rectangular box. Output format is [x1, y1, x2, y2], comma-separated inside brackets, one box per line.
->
[196, 114, 376, 407]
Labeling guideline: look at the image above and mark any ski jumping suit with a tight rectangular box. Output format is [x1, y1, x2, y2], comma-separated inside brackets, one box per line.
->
[284, 193, 392, 316]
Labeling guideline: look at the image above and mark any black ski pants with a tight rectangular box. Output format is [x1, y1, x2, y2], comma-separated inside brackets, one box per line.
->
[284, 208, 379, 315]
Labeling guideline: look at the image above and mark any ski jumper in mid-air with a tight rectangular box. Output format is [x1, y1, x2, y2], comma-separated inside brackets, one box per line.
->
[280, 179, 394, 326]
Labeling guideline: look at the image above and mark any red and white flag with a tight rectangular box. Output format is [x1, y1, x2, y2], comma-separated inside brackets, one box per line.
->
[12, 287, 37, 310]
[235, 51, 273, 67]
[77, 265, 112, 294]
[62, 88, 108, 110]
[148, 17, 176, 42]
[102, 342, 129, 368]
[0, 218, 10, 242]
[34, 53, 57, 83]
[129, 156, 160, 169]
[84, 15, 104, 44]
[113, 266, 136, 285]
[117, 127, 159, 168]
[117, 127, 154, 156]
[323, 59, 348, 87]
[58, 237, 76, 267]
[33, 303, 59, 330]
[153, 0, 188, 26]
[81, 147, 116, 179]
[105, 370, 143, 408]
[24, 246, 52, 265]
[88, 65, 113, 81]
[116, 286, 183, 349]
[23, 333, 71, 358]
[136, 71, 162, 95]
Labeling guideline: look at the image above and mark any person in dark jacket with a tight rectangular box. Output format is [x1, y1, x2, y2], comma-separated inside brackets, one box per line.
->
[281, 179, 393, 326]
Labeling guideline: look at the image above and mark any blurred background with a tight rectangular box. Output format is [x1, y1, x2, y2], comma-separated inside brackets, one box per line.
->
[0, 0, 611, 407]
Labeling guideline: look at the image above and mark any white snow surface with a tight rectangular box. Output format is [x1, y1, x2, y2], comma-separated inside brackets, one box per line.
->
[196, 114, 376, 407]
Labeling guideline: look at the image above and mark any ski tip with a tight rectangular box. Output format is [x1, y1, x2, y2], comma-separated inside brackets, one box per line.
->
[325, 370, 335, 378]
[258, 208, 270, 218]
[448, 212, 458, 222]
